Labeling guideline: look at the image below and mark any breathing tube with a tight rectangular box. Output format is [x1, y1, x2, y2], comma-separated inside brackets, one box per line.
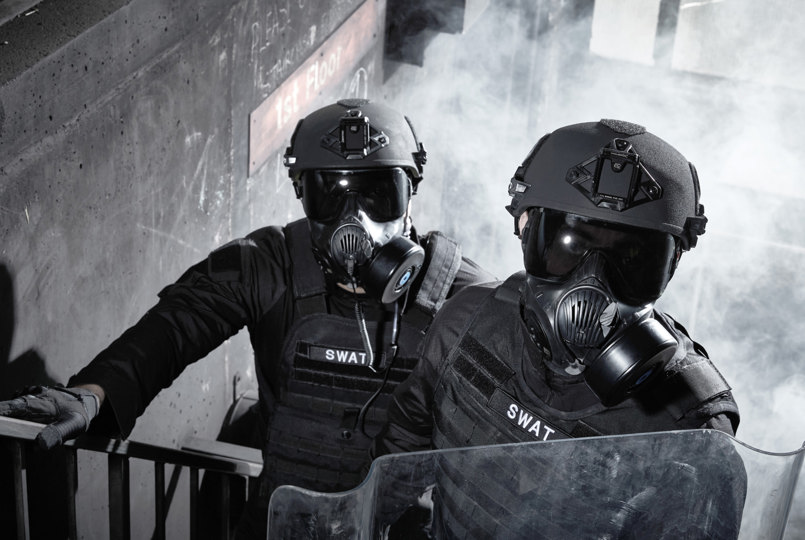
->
[353, 292, 403, 437]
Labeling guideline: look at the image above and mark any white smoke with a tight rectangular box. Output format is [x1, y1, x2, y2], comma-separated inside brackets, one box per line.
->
[382, 0, 805, 533]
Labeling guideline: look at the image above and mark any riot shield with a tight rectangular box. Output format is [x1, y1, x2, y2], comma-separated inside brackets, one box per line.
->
[267, 429, 804, 539]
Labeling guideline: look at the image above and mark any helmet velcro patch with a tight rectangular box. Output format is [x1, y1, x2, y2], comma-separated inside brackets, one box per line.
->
[600, 119, 646, 136]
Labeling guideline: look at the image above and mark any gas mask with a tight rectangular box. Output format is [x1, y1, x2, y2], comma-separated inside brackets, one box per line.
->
[302, 168, 425, 304]
[521, 208, 681, 406]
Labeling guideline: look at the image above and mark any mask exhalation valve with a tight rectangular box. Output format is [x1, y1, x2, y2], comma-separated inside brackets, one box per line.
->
[330, 224, 373, 276]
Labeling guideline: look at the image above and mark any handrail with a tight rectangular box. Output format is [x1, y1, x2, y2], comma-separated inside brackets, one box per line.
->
[0, 415, 263, 540]
[0, 416, 262, 474]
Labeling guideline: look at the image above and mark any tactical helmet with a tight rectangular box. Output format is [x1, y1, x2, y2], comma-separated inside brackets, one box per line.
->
[507, 119, 706, 250]
[284, 98, 427, 195]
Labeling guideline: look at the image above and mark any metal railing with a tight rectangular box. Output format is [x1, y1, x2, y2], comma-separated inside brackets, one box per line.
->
[1, 415, 262, 540]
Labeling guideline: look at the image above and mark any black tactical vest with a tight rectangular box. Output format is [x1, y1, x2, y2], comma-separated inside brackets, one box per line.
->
[429, 272, 736, 538]
[258, 219, 462, 494]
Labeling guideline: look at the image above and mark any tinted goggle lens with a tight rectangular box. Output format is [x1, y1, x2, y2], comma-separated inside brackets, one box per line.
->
[524, 209, 677, 305]
[301, 168, 410, 222]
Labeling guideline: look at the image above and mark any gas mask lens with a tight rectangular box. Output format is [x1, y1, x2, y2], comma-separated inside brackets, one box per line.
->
[524, 209, 677, 305]
[301, 168, 410, 223]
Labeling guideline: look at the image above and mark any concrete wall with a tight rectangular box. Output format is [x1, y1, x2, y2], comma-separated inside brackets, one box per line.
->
[0, 0, 385, 537]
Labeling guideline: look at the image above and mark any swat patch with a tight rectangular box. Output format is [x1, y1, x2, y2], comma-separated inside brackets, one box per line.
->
[306, 344, 370, 366]
[489, 389, 565, 441]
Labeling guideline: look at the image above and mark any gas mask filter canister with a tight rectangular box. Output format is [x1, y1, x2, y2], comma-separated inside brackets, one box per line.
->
[363, 236, 425, 304]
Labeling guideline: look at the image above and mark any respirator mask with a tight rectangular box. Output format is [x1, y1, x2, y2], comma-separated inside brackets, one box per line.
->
[521, 208, 681, 406]
[302, 167, 425, 304]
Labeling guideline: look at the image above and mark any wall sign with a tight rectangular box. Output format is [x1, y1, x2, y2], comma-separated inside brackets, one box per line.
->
[248, 0, 382, 176]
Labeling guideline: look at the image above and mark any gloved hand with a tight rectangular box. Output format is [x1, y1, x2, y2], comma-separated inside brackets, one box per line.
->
[0, 385, 100, 450]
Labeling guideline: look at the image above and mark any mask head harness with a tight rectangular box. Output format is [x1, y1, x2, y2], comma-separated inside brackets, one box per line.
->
[508, 119, 706, 405]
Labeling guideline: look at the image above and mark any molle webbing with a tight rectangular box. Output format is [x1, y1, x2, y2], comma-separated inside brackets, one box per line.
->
[448, 273, 521, 402]
[453, 334, 516, 398]
[267, 338, 418, 493]
[269, 224, 467, 493]
[448, 333, 578, 442]
[284, 218, 327, 315]
[287, 346, 418, 423]
[263, 409, 371, 494]
[266, 292, 435, 493]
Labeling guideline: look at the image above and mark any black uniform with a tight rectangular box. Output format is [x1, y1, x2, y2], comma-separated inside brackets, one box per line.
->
[68, 218, 493, 494]
[373, 274, 742, 539]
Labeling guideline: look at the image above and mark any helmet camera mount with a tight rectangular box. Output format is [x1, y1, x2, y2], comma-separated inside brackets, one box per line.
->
[320, 109, 390, 160]
[566, 138, 664, 212]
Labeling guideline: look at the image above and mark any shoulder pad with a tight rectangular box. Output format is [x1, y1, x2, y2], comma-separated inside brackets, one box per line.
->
[283, 219, 327, 314]
[413, 231, 462, 315]
[493, 271, 526, 305]
[653, 311, 735, 423]
[208, 238, 257, 281]
[245, 225, 285, 244]
[657, 311, 709, 358]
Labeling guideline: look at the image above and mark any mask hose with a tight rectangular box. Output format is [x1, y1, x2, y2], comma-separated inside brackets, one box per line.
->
[355, 298, 403, 437]
[354, 300, 375, 372]
[346, 261, 376, 372]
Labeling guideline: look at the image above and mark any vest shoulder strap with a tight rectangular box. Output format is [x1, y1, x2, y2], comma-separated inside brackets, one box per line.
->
[493, 271, 526, 305]
[661, 353, 734, 421]
[284, 218, 328, 316]
[650, 312, 736, 424]
[413, 231, 462, 315]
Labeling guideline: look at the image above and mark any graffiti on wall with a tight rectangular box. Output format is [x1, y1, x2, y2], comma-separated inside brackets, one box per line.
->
[248, 0, 381, 176]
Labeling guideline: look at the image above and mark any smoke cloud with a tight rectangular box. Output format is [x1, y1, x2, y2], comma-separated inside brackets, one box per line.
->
[382, 0, 805, 533]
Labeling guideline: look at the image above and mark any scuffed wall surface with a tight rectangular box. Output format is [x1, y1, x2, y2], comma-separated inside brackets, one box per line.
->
[0, 0, 383, 537]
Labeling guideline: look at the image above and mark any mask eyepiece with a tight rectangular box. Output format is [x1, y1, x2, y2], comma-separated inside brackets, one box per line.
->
[301, 168, 411, 223]
[524, 209, 677, 306]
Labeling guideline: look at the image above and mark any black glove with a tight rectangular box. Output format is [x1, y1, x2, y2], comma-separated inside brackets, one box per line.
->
[0, 385, 100, 450]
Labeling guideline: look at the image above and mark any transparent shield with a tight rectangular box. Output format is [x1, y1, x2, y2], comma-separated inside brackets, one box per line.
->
[267, 430, 804, 540]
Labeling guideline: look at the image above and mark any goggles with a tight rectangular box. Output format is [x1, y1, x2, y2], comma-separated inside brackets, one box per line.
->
[301, 168, 411, 223]
[524, 209, 678, 305]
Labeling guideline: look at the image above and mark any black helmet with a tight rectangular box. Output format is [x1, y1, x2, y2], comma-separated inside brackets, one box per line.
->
[284, 98, 427, 193]
[507, 119, 706, 250]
